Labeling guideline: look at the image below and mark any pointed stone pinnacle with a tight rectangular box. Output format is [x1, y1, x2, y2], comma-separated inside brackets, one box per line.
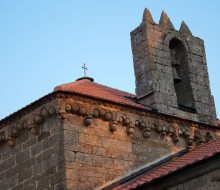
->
[159, 10, 175, 30]
[179, 21, 192, 35]
[142, 8, 154, 23]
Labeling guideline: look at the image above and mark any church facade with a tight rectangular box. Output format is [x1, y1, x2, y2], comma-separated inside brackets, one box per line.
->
[0, 9, 219, 190]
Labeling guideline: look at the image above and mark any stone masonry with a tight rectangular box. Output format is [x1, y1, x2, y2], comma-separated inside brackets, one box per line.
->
[131, 9, 217, 125]
[0, 101, 66, 190]
[0, 9, 219, 190]
[168, 168, 220, 190]
[0, 91, 219, 190]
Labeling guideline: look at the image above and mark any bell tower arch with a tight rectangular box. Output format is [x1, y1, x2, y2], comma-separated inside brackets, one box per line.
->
[131, 8, 217, 125]
[169, 38, 195, 110]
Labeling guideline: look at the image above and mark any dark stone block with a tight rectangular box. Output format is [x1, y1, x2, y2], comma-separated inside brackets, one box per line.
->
[16, 149, 30, 164]
[38, 131, 50, 142]
[18, 167, 32, 183]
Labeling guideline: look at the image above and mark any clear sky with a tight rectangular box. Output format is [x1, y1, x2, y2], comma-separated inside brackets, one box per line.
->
[0, 0, 219, 120]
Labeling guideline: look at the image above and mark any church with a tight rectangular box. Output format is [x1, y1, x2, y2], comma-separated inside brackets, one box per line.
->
[0, 9, 220, 190]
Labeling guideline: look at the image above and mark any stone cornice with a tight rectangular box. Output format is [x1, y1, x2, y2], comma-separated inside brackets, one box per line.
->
[0, 90, 218, 130]
[0, 91, 219, 148]
[55, 91, 219, 131]
[0, 92, 56, 128]
[0, 91, 219, 131]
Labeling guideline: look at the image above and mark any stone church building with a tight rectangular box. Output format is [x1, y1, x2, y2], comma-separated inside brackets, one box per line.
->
[0, 9, 220, 190]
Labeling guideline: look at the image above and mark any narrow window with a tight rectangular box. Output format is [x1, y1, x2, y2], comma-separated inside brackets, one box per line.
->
[169, 38, 196, 112]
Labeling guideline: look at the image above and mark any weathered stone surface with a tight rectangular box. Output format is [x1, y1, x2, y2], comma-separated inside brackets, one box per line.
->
[16, 149, 30, 164]
[179, 21, 192, 35]
[168, 168, 220, 190]
[0, 94, 218, 190]
[159, 10, 175, 30]
[18, 167, 32, 183]
[0, 157, 15, 171]
[0, 107, 66, 189]
[131, 9, 217, 125]
[0, 9, 219, 190]
[38, 131, 50, 142]
[142, 8, 154, 23]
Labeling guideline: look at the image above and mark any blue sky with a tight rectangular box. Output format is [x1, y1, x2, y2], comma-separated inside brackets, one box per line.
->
[0, 0, 219, 120]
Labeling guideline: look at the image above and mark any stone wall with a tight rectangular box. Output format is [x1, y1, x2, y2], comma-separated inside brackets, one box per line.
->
[0, 9, 218, 190]
[62, 112, 172, 190]
[131, 9, 217, 125]
[0, 93, 219, 190]
[58, 94, 219, 190]
[168, 168, 220, 190]
[0, 100, 66, 190]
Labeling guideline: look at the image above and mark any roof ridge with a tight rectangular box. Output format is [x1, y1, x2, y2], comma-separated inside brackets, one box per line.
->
[54, 79, 88, 91]
[54, 79, 136, 97]
[92, 81, 135, 97]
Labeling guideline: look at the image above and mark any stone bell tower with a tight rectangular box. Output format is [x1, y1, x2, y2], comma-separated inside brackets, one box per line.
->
[131, 8, 217, 125]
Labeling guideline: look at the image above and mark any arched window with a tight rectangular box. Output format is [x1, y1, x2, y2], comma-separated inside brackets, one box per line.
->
[169, 38, 195, 111]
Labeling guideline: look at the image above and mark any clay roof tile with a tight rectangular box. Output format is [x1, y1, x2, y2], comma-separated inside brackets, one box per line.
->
[117, 137, 220, 189]
[54, 77, 152, 111]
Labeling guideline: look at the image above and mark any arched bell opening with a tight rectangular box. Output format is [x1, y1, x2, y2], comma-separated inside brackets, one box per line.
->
[169, 38, 196, 112]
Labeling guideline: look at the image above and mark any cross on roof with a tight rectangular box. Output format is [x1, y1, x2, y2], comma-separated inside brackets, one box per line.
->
[82, 63, 88, 77]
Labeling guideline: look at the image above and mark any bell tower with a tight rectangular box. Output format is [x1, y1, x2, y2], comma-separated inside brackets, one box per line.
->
[131, 8, 217, 125]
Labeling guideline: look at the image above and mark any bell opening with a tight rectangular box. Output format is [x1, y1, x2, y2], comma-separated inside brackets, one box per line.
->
[172, 66, 181, 84]
[174, 78, 181, 84]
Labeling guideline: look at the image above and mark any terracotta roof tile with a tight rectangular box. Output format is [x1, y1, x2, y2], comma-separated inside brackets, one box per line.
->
[54, 77, 152, 111]
[119, 137, 220, 189]
[1, 77, 152, 124]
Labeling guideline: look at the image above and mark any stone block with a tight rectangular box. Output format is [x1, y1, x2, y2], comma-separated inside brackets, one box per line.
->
[18, 167, 32, 183]
[113, 159, 131, 170]
[0, 156, 15, 172]
[38, 131, 50, 142]
[22, 139, 36, 150]
[65, 150, 76, 162]
[42, 155, 59, 171]
[23, 184, 36, 190]
[92, 147, 106, 156]
[0, 180, 6, 190]
[11, 184, 24, 190]
[101, 137, 132, 152]
[37, 148, 53, 163]
[31, 143, 42, 156]
[66, 168, 76, 180]
[33, 162, 42, 177]
[54, 182, 66, 190]
[5, 164, 20, 178]
[2, 151, 10, 160]
[20, 157, 36, 169]
[17, 131, 29, 145]
[42, 133, 61, 150]
[64, 130, 79, 148]
[133, 144, 152, 156]
[76, 152, 92, 165]
[92, 155, 114, 169]
[79, 133, 102, 147]
[36, 176, 50, 190]
[0, 171, 5, 181]
[5, 174, 17, 189]
[50, 170, 65, 187]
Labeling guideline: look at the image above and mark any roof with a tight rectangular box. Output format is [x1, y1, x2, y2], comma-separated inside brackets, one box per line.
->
[105, 137, 220, 190]
[0, 77, 153, 125]
[54, 77, 152, 111]
[0, 77, 217, 128]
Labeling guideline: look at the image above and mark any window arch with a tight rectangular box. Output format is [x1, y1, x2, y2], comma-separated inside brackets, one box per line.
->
[169, 38, 195, 111]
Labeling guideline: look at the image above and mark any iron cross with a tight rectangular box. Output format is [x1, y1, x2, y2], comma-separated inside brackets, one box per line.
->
[82, 63, 88, 77]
